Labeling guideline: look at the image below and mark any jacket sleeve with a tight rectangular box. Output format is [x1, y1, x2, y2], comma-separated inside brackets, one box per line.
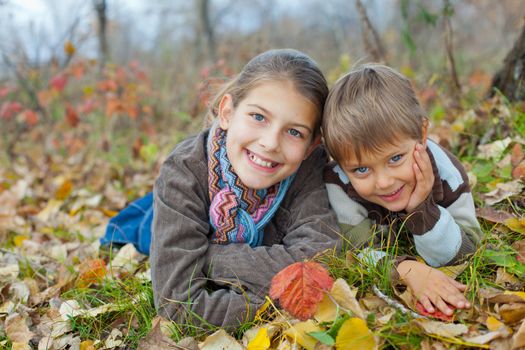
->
[204, 147, 340, 297]
[150, 144, 263, 329]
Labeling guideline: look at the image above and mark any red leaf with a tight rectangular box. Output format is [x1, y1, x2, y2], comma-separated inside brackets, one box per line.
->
[270, 262, 334, 320]
[50, 74, 68, 92]
[415, 301, 454, 322]
[0, 101, 23, 120]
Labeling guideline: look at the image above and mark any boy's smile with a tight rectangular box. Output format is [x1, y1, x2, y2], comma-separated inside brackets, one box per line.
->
[218, 80, 319, 190]
[341, 139, 421, 212]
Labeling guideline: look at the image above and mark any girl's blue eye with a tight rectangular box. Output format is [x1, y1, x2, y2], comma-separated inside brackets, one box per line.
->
[390, 154, 402, 163]
[288, 129, 302, 138]
[353, 167, 369, 175]
[252, 113, 265, 122]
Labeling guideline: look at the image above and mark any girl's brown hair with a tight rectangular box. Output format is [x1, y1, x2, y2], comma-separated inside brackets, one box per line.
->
[207, 49, 328, 135]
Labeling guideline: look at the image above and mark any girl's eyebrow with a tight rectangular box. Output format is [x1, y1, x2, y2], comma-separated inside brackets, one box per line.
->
[247, 103, 313, 133]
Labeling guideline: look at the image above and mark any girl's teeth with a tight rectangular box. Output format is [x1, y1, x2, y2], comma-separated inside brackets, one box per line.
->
[249, 153, 274, 168]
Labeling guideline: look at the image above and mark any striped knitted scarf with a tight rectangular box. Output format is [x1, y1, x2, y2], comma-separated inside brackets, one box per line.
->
[207, 124, 294, 247]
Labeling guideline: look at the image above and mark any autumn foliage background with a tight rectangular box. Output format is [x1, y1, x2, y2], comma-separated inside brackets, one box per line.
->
[1, 0, 525, 349]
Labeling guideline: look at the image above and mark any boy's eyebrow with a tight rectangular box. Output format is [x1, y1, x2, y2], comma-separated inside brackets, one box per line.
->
[247, 103, 313, 133]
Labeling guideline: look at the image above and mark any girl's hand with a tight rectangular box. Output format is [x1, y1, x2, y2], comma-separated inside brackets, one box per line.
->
[396, 260, 470, 315]
[405, 144, 434, 213]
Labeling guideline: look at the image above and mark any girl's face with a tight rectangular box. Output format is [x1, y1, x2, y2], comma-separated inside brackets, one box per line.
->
[218, 80, 320, 190]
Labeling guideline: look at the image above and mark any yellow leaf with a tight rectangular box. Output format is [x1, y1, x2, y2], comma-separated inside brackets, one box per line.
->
[64, 41, 76, 56]
[13, 235, 29, 247]
[314, 293, 340, 323]
[486, 316, 504, 331]
[80, 340, 96, 350]
[101, 208, 118, 217]
[335, 317, 376, 350]
[504, 291, 525, 301]
[504, 217, 525, 235]
[284, 320, 322, 350]
[247, 327, 270, 350]
[55, 180, 73, 200]
[438, 262, 468, 279]
[254, 298, 271, 321]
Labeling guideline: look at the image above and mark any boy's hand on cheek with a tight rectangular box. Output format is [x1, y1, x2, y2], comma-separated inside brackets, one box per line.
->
[396, 260, 470, 316]
[405, 144, 434, 213]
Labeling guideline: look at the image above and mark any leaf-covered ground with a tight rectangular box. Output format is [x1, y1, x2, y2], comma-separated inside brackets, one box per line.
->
[1, 60, 525, 349]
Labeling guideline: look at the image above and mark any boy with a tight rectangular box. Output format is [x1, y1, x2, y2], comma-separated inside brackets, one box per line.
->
[322, 65, 482, 316]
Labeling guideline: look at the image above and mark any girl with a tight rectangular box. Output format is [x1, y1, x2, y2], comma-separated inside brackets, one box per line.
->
[151, 49, 339, 328]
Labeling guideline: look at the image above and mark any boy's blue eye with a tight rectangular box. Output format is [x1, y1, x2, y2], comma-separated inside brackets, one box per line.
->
[252, 113, 265, 122]
[390, 154, 402, 163]
[353, 167, 369, 175]
[288, 128, 302, 138]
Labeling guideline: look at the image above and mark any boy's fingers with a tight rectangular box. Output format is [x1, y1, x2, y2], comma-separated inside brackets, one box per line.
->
[434, 297, 453, 315]
[420, 296, 435, 313]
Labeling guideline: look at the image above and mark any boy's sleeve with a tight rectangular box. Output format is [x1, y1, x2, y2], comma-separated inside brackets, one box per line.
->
[203, 147, 341, 296]
[401, 141, 482, 267]
[150, 140, 264, 329]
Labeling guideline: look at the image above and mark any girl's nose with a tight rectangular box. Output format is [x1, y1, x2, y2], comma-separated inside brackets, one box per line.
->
[259, 129, 280, 151]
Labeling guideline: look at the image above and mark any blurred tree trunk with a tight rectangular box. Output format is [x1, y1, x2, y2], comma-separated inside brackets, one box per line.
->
[490, 23, 525, 101]
[94, 0, 109, 72]
[355, 0, 385, 63]
[197, 0, 217, 63]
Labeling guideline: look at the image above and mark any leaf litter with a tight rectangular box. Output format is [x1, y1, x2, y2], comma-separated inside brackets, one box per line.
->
[0, 93, 524, 349]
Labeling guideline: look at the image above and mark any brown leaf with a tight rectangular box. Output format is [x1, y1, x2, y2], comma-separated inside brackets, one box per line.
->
[511, 143, 525, 167]
[5, 313, 34, 344]
[137, 316, 180, 350]
[270, 262, 334, 321]
[499, 303, 525, 324]
[512, 319, 525, 349]
[476, 207, 515, 224]
[512, 160, 525, 180]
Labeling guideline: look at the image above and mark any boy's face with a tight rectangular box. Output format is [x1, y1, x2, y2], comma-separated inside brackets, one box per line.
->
[340, 138, 425, 212]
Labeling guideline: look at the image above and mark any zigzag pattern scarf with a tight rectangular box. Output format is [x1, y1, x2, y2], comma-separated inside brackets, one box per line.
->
[207, 124, 294, 247]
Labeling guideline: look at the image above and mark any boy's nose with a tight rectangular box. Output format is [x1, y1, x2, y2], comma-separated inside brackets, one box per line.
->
[376, 172, 394, 190]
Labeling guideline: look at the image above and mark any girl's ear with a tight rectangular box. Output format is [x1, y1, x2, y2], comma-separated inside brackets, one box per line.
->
[421, 118, 429, 148]
[218, 94, 234, 130]
[304, 134, 321, 159]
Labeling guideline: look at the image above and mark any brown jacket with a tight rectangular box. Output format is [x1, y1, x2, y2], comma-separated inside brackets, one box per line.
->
[150, 129, 339, 328]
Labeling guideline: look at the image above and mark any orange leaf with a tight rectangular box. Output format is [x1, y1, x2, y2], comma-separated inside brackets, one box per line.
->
[270, 262, 334, 320]
[511, 144, 525, 167]
[24, 109, 38, 127]
[65, 105, 80, 127]
[55, 180, 73, 200]
[77, 258, 106, 288]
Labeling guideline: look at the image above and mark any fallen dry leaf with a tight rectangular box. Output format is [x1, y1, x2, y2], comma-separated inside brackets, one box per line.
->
[283, 319, 322, 350]
[476, 207, 515, 224]
[512, 319, 525, 349]
[499, 303, 525, 324]
[414, 319, 468, 338]
[483, 180, 525, 206]
[330, 278, 365, 319]
[5, 313, 34, 345]
[270, 262, 334, 321]
[137, 316, 179, 350]
[199, 329, 244, 350]
[335, 317, 377, 350]
[246, 327, 270, 350]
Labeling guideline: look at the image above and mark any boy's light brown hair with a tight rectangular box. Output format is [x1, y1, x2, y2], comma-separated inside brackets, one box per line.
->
[322, 64, 427, 164]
